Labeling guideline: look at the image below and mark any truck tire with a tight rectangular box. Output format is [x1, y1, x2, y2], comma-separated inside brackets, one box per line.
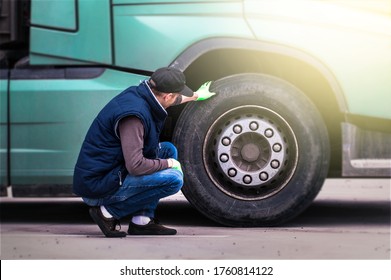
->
[173, 73, 330, 226]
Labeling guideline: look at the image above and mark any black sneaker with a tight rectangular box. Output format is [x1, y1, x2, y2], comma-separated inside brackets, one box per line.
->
[89, 207, 126, 238]
[128, 218, 177, 235]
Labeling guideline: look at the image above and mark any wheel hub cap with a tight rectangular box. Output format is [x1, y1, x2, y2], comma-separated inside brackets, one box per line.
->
[241, 143, 260, 163]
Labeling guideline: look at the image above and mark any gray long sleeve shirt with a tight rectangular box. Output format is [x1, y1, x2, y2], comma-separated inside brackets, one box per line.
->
[118, 116, 169, 176]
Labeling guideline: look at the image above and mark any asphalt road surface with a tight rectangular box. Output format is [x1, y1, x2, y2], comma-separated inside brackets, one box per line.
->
[0, 178, 390, 260]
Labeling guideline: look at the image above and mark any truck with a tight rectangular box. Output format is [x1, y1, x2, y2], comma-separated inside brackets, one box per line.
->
[1, 0, 390, 226]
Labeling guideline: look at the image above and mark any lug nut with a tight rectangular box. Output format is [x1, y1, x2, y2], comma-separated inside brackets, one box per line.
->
[271, 160, 280, 169]
[249, 121, 259, 131]
[228, 168, 237, 177]
[243, 175, 252, 184]
[222, 137, 231, 146]
[233, 125, 242, 134]
[259, 172, 269, 181]
[273, 143, 282, 152]
[265, 129, 274, 138]
[220, 154, 229, 162]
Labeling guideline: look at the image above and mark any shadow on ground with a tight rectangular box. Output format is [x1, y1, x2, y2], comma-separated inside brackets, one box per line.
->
[1, 199, 390, 228]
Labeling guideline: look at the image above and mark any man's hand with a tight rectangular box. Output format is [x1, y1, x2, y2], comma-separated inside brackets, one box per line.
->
[195, 81, 216, 101]
[168, 158, 183, 174]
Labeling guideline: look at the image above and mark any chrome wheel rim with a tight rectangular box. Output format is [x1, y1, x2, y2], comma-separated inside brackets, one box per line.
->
[203, 105, 299, 200]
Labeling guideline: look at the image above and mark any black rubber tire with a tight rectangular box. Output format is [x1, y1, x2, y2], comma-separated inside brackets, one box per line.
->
[173, 74, 330, 226]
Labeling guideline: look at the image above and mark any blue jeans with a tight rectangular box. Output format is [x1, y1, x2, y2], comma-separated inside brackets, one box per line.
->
[82, 142, 183, 219]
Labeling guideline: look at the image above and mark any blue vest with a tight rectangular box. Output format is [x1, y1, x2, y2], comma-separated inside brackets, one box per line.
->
[73, 81, 167, 198]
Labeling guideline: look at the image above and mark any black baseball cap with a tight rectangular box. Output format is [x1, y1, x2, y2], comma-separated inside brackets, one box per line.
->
[150, 67, 194, 97]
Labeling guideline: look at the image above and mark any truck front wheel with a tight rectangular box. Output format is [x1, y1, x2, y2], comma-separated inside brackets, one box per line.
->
[173, 74, 330, 226]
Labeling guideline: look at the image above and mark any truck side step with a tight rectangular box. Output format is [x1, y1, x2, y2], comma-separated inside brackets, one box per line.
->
[342, 122, 391, 177]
